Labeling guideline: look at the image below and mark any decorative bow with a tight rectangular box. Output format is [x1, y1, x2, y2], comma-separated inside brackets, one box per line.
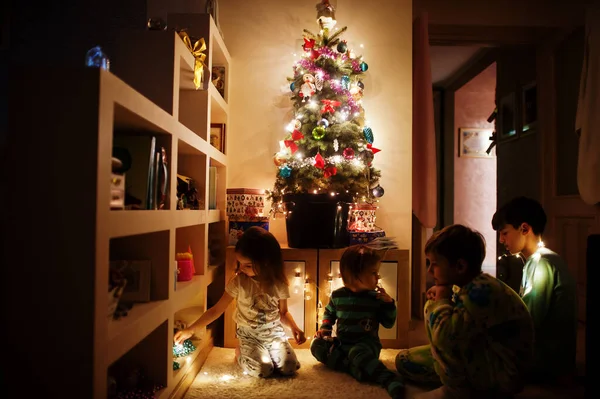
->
[178, 30, 207, 90]
[303, 38, 316, 51]
[321, 99, 341, 114]
[367, 143, 381, 154]
[284, 129, 305, 154]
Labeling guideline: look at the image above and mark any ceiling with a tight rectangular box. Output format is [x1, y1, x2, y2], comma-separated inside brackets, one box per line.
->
[429, 45, 484, 86]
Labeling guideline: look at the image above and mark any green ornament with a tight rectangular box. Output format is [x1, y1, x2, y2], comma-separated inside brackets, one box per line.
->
[363, 127, 374, 144]
[312, 126, 326, 140]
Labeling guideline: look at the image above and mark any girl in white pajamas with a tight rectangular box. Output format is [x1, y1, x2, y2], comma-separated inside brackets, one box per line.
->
[174, 226, 306, 377]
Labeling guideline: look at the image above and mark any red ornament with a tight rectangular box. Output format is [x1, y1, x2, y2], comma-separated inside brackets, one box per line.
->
[342, 147, 355, 160]
[320, 99, 341, 114]
[367, 143, 381, 154]
[314, 153, 325, 169]
[285, 140, 298, 154]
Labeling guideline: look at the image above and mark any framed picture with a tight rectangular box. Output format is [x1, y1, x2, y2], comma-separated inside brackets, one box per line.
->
[458, 127, 495, 158]
[109, 260, 152, 302]
[210, 123, 226, 153]
[211, 65, 226, 100]
[498, 92, 517, 141]
[521, 82, 537, 135]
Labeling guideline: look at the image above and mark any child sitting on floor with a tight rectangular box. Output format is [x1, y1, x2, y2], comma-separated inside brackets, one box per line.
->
[311, 245, 405, 398]
[395, 224, 534, 398]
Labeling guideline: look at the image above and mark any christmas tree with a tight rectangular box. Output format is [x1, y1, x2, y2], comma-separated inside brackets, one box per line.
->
[268, 0, 384, 215]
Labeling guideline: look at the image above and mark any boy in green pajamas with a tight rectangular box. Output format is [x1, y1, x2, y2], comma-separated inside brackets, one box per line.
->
[395, 224, 534, 398]
[311, 245, 405, 398]
[492, 196, 578, 385]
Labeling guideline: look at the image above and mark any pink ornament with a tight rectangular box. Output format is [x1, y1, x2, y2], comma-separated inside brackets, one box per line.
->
[343, 147, 355, 160]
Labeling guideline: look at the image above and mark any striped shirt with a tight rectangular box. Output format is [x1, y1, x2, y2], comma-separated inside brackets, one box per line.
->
[320, 287, 397, 344]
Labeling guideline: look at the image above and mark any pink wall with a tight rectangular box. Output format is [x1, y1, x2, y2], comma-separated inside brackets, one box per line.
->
[454, 63, 497, 275]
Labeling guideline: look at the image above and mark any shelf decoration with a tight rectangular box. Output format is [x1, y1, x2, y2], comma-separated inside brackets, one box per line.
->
[177, 30, 208, 89]
[173, 338, 197, 370]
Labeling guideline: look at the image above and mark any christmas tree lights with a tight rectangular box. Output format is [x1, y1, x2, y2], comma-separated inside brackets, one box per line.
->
[268, 0, 383, 215]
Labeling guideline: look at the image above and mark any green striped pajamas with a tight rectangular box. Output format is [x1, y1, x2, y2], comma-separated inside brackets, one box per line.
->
[310, 287, 404, 398]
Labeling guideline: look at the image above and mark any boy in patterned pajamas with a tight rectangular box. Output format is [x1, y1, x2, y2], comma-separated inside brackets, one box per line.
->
[395, 224, 534, 398]
[311, 245, 405, 398]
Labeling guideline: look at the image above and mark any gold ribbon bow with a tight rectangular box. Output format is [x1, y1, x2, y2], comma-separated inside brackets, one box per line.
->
[178, 30, 207, 90]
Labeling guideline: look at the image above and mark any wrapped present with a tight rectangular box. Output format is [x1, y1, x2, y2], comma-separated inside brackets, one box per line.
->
[227, 188, 267, 220]
[177, 30, 209, 90]
[349, 229, 386, 245]
[348, 203, 378, 232]
[229, 219, 269, 246]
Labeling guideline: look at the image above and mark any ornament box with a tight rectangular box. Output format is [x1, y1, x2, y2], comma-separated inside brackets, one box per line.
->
[349, 229, 386, 245]
[228, 219, 269, 246]
[226, 188, 267, 220]
[348, 203, 377, 232]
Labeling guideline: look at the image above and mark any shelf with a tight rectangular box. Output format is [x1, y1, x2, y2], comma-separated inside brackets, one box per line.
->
[208, 210, 221, 223]
[109, 210, 173, 238]
[209, 16, 231, 68]
[173, 210, 207, 229]
[173, 276, 204, 309]
[209, 83, 229, 122]
[172, 338, 206, 381]
[107, 300, 169, 365]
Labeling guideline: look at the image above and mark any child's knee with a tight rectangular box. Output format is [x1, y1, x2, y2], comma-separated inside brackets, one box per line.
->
[278, 358, 301, 375]
[310, 337, 330, 363]
[395, 349, 409, 373]
[238, 355, 275, 378]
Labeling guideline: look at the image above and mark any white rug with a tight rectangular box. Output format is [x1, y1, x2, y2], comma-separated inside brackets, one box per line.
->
[183, 347, 429, 399]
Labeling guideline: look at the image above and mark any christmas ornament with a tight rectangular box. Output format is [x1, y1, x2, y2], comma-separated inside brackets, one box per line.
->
[293, 119, 302, 130]
[316, 0, 337, 30]
[357, 81, 365, 90]
[284, 139, 298, 154]
[312, 126, 326, 140]
[360, 61, 369, 72]
[337, 40, 348, 53]
[147, 17, 167, 30]
[367, 143, 381, 154]
[279, 165, 292, 178]
[274, 153, 288, 166]
[333, 138, 339, 151]
[324, 166, 337, 178]
[302, 37, 316, 51]
[315, 75, 324, 91]
[292, 129, 304, 140]
[314, 153, 325, 169]
[341, 75, 350, 90]
[320, 99, 341, 114]
[85, 46, 110, 71]
[317, 118, 329, 128]
[173, 339, 196, 358]
[299, 74, 316, 102]
[343, 147, 355, 160]
[290, 82, 295, 92]
[363, 127, 374, 144]
[372, 185, 385, 198]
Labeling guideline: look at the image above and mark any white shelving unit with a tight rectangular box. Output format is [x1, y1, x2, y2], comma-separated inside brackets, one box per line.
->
[6, 14, 230, 399]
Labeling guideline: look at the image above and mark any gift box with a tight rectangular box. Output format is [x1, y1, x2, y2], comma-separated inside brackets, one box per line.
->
[229, 219, 269, 246]
[348, 204, 378, 232]
[227, 188, 267, 220]
[176, 247, 195, 281]
[349, 229, 386, 245]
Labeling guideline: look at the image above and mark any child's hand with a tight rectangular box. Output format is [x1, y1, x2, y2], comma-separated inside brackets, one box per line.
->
[427, 285, 453, 301]
[293, 328, 306, 345]
[314, 329, 332, 339]
[173, 328, 193, 345]
[376, 286, 394, 303]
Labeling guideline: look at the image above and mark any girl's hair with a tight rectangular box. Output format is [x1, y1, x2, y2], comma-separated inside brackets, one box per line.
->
[235, 226, 288, 294]
[339, 245, 381, 286]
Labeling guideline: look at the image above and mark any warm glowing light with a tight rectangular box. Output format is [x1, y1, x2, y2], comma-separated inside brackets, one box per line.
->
[330, 192, 335, 196]
[203, 372, 208, 375]
[498, 256, 502, 260]
[220, 374, 235, 382]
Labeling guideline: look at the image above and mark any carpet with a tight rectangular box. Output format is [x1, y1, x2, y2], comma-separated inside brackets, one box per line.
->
[183, 347, 586, 399]
[183, 347, 429, 399]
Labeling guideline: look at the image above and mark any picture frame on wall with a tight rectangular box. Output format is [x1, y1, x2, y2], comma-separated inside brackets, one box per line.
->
[521, 81, 537, 135]
[458, 128, 495, 158]
[211, 65, 226, 100]
[109, 260, 152, 302]
[498, 92, 517, 141]
[210, 123, 226, 153]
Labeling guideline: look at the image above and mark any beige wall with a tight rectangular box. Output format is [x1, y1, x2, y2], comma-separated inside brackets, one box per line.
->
[218, 0, 413, 247]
